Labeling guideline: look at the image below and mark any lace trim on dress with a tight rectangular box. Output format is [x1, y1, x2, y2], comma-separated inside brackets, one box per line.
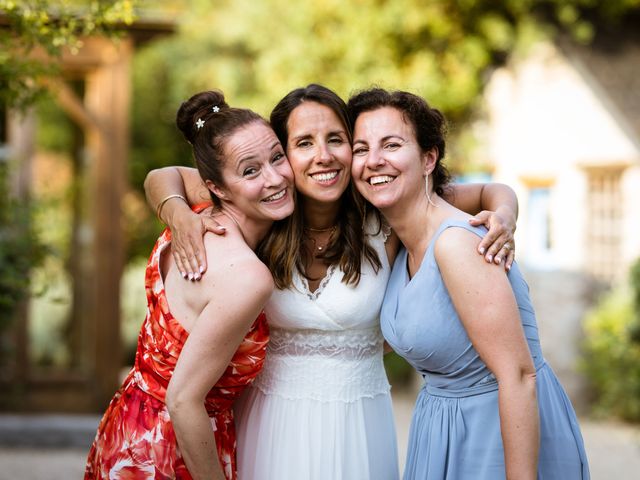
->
[302, 264, 337, 300]
[364, 212, 391, 243]
[380, 216, 392, 242]
[251, 326, 390, 402]
[251, 354, 391, 403]
[268, 326, 383, 359]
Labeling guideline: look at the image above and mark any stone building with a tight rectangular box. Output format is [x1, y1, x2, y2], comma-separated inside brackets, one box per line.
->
[477, 30, 640, 407]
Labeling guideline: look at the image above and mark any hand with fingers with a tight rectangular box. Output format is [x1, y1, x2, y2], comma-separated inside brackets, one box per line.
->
[468, 207, 516, 271]
[166, 207, 226, 280]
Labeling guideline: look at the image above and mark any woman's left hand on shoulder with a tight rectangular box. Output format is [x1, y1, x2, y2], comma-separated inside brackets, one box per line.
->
[468, 206, 516, 271]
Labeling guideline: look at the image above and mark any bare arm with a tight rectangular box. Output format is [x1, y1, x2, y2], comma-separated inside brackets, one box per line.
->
[436, 228, 539, 480]
[144, 166, 224, 279]
[444, 183, 519, 270]
[165, 239, 273, 479]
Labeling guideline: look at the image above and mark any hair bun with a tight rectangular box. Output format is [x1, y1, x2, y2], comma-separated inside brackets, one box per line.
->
[176, 90, 229, 143]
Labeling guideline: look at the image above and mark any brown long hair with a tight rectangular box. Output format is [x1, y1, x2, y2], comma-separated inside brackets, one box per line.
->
[257, 84, 382, 289]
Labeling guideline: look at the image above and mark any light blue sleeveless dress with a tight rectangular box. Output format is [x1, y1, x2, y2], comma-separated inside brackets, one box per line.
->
[381, 219, 590, 480]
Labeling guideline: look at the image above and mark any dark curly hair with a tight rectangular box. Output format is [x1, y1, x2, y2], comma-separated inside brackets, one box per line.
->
[347, 87, 451, 195]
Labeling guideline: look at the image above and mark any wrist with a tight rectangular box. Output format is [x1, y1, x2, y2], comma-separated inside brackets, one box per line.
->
[157, 194, 187, 224]
[167, 201, 195, 229]
[496, 205, 516, 231]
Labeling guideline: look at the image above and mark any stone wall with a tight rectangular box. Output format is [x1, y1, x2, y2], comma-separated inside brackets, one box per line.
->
[523, 268, 602, 413]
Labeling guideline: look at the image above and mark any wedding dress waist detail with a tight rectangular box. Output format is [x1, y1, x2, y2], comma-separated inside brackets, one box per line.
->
[252, 326, 391, 403]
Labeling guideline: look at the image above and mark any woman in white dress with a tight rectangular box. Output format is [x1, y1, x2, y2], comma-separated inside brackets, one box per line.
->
[144, 84, 518, 480]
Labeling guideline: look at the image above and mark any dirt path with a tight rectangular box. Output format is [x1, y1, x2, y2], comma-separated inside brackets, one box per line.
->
[0, 394, 638, 479]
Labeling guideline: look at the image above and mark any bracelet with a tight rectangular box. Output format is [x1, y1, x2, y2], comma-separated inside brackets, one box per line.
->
[156, 194, 187, 221]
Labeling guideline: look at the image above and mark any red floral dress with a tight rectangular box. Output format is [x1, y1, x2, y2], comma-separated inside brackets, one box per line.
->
[85, 213, 269, 480]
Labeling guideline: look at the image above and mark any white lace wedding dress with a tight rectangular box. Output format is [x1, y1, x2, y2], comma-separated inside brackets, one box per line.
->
[234, 218, 399, 480]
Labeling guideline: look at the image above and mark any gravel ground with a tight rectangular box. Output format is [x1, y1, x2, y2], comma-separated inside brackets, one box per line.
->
[0, 392, 638, 479]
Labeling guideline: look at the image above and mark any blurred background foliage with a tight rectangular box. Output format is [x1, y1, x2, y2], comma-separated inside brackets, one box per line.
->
[0, 162, 47, 331]
[1, 0, 134, 336]
[2, 0, 640, 384]
[7, 0, 638, 258]
[582, 258, 640, 422]
[125, 0, 640, 258]
[0, 0, 135, 108]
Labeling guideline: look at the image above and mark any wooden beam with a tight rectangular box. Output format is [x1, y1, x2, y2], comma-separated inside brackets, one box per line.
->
[83, 38, 132, 408]
[43, 78, 101, 132]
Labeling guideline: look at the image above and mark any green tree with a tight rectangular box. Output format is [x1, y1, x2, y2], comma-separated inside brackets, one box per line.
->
[0, 0, 135, 108]
[140, 0, 638, 119]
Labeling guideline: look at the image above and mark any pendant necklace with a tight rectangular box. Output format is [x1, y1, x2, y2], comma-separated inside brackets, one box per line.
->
[304, 225, 337, 254]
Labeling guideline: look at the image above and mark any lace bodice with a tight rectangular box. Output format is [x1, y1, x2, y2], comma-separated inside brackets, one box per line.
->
[263, 215, 390, 331]
[254, 215, 393, 403]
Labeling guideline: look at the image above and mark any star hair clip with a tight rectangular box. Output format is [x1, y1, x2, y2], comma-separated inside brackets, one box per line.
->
[212, 105, 220, 113]
[195, 118, 205, 129]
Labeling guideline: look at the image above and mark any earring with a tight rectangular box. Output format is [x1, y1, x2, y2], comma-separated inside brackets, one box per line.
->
[425, 173, 436, 207]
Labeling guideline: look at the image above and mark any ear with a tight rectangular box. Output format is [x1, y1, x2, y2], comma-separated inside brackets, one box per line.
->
[422, 147, 438, 176]
[205, 179, 228, 201]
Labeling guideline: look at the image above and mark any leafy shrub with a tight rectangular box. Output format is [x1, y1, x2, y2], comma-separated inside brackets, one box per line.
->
[0, 163, 46, 332]
[384, 351, 415, 388]
[582, 258, 640, 422]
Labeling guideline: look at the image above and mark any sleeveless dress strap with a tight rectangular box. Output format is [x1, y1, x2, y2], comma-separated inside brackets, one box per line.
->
[192, 202, 213, 214]
[425, 218, 488, 258]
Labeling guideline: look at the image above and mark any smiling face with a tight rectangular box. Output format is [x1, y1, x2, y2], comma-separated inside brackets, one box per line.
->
[351, 107, 432, 211]
[285, 101, 352, 207]
[210, 121, 295, 222]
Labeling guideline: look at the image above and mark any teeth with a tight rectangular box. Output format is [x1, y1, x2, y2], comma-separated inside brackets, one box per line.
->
[263, 189, 286, 202]
[370, 175, 394, 185]
[311, 171, 338, 182]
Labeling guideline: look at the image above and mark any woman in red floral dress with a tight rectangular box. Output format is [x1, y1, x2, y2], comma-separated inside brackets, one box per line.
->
[85, 90, 295, 480]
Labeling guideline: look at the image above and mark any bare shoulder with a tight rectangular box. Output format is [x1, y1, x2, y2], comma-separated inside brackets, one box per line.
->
[200, 232, 273, 295]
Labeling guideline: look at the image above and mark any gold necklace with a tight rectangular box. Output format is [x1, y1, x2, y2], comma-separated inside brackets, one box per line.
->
[305, 225, 336, 233]
[304, 225, 337, 253]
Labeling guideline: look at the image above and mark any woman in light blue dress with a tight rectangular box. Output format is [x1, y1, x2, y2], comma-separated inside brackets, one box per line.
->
[348, 88, 590, 479]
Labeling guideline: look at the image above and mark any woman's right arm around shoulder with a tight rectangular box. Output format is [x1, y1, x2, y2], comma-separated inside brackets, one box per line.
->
[144, 166, 224, 279]
[165, 236, 273, 479]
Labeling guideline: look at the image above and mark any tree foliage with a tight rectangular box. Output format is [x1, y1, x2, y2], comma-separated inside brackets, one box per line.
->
[0, 164, 47, 330]
[124, 0, 638, 258]
[137, 0, 638, 118]
[0, 0, 135, 108]
[3, 1, 639, 263]
[582, 258, 640, 422]
[130, 0, 639, 173]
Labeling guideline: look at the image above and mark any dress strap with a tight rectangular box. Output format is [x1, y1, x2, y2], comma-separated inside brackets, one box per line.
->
[425, 218, 488, 258]
[192, 202, 213, 214]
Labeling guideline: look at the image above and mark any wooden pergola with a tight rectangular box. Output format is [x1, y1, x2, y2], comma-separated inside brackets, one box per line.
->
[1, 18, 174, 412]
